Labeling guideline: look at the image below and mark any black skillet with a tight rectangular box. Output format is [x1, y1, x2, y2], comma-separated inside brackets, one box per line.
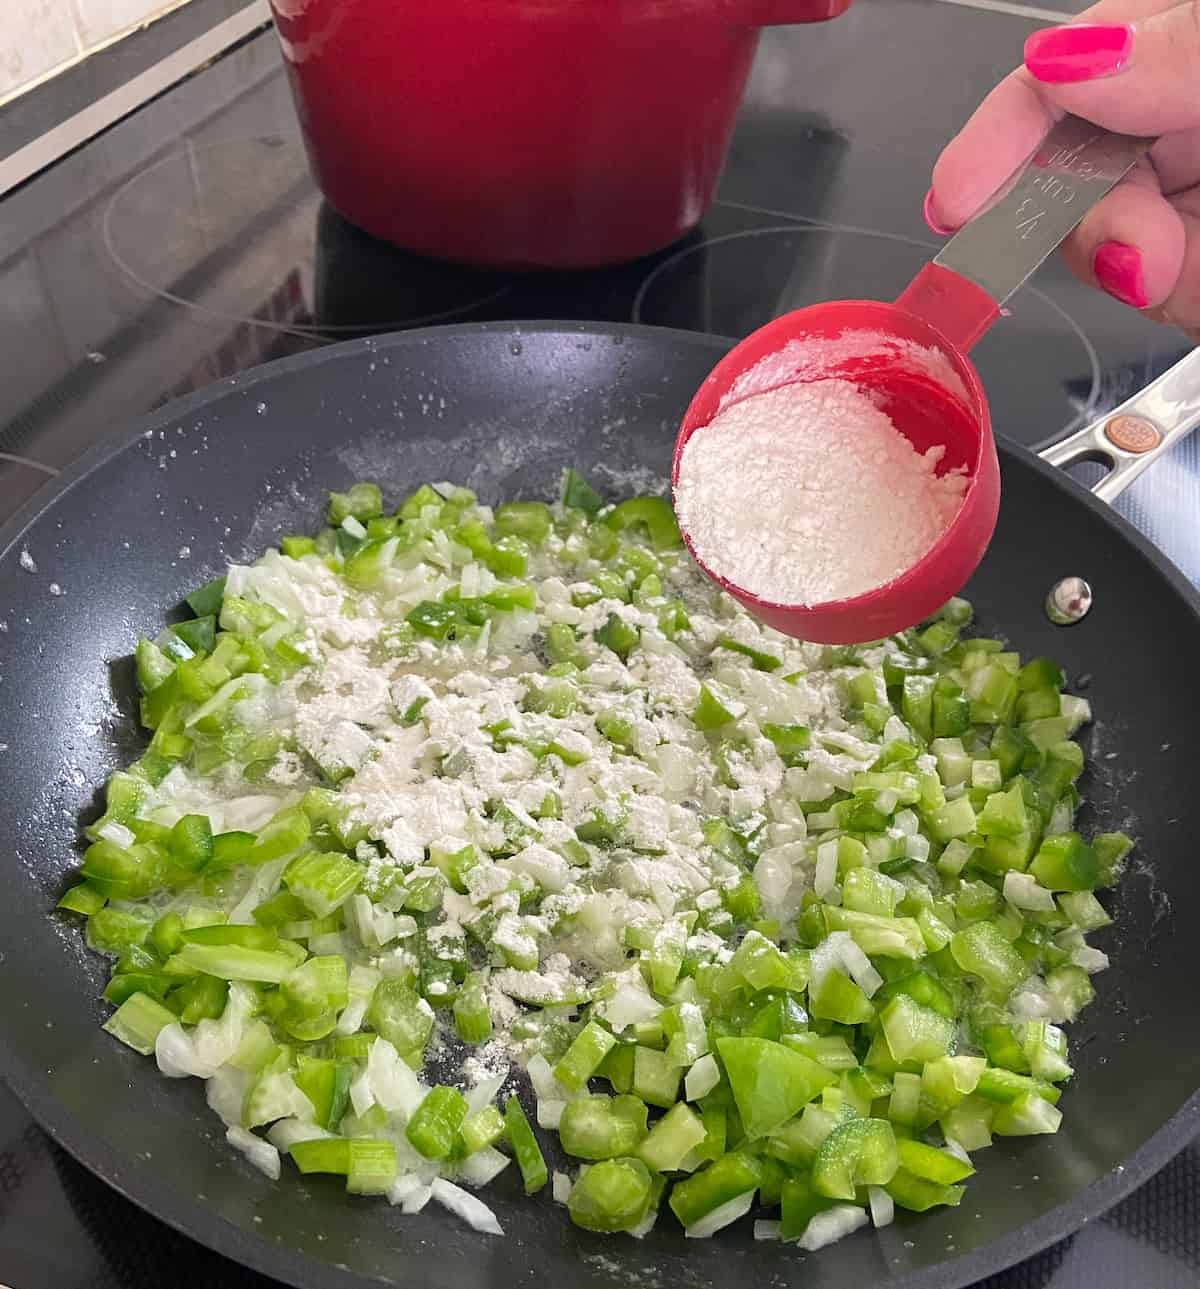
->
[0, 322, 1197, 1289]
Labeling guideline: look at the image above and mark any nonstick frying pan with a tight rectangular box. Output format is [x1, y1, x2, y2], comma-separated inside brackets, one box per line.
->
[0, 322, 1197, 1289]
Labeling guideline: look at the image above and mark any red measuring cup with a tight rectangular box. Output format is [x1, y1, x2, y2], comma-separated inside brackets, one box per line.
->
[672, 118, 1147, 644]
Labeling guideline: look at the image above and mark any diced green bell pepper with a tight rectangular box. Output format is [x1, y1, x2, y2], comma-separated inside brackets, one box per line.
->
[950, 920, 1029, 993]
[559, 1094, 648, 1160]
[505, 1096, 548, 1193]
[568, 1156, 655, 1233]
[717, 1037, 835, 1139]
[669, 1151, 762, 1230]
[1029, 832, 1099, 891]
[812, 1117, 898, 1199]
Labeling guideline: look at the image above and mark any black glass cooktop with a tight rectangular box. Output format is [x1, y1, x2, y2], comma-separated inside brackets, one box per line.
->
[0, 1, 1196, 1286]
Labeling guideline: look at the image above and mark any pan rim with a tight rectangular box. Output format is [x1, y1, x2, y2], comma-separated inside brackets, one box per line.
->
[0, 318, 1197, 1289]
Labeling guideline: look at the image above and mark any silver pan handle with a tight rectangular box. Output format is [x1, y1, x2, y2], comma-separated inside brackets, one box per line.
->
[1039, 346, 1200, 504]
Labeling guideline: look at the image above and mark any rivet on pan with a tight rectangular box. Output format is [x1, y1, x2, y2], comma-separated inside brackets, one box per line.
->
[1103, 414, 1161, 455]
[1045, 577, 1093, 625]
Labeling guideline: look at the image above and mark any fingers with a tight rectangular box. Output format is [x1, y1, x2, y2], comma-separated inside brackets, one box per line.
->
[1057, 163, 1188, 307]
[1145, 125, 1200, 197]
[1024, 2, 1200, 136]
[925, 0, 1200, 331]
[927, 73, 1055, 232]
[926, 0, 1200, 232]
[1149, 206, 1200, 337]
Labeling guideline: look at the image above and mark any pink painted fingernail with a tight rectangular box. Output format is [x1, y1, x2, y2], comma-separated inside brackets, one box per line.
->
[1024, 23, 1133, 84]
[1093, 241, 1149, 308]
[923, 189, 954, 237]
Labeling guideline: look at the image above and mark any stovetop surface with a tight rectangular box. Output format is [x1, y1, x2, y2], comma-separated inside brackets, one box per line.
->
[0, 1, 1197, 1286]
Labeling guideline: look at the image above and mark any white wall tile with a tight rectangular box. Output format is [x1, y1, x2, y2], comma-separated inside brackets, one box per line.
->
[70, 0, 179, 51]
[0, 0, 80, 100]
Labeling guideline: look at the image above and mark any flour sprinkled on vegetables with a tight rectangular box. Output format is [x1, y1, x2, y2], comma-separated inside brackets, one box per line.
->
[59, 468, 1129, 1246]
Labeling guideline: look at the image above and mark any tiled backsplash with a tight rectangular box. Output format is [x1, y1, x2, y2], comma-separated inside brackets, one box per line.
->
[0, 31, 295, 469]
[0, 0, 189, 103]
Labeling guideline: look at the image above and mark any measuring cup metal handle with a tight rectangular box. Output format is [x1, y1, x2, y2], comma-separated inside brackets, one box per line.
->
[1039, 346, 1200, 505]
[895, 116, 1148, 353]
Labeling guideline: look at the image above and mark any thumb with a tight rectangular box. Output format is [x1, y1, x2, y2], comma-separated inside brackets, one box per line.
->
[1024, 4, 1200, 135]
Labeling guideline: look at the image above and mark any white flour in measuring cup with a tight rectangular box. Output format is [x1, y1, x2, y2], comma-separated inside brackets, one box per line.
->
[672, 377, 966, 606]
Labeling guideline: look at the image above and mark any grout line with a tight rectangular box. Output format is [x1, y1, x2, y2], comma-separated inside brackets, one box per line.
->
[2, 0, 208, 107]
[928, 0, 1066, 22]
[0, 0, 272, 197]
[70, 0, 196, 84]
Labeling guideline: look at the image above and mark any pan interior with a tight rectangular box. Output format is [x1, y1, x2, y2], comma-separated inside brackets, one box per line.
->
[0, 324, 1195, 1289]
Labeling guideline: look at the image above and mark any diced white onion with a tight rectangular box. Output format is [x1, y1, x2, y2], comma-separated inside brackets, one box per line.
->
[942, 1139, 972, 1166]
[334, 998, 368, 1038]
[1004, 871, 1056, 912]
[685, 1190, 755, 1238]
[798, 1203, 870, 1251]
[205, 1065, 251, 1127]
[156, 1024, 203, 1079]
[431, 1178, 504, 1235]
[456, 1147, 510, 1187]
[226, 1126, 281, 1180]
[184, 673, 266, 730]
[526, 1054, 569, 1102]
[904, 833, 931, 863]
[267, 1118, 332, 1152]
[1010, 977, 1054, 1020]
[192, 982, 256, 1071]
[344, 893, 376, 946]
[341, 515, 367, 540]
[628, 1209, 657, 1239]
[656, 744, 698, 798]
[754, 1219, 782, 1241]
[685, 1053, 721, 1102]
[387, 1174, 423, 1206]
[552, 1171, 572, 1205]
[838, 937, 883, 997]
[814, 841, 840, 902]
[391, 914, 419, 939]
[258, 620, 291, 649]
[592, 968, 662, 1032]
[883, 716, 911, 744]
[1061, 694, 1091, 730]
[155, 986, 257, 1080]
[1054, 926, 1085, 953]
[868, 1186, 894, 1228]
[219, 792, 289, 835]
[466, 1072, 508, 1115]
[227, 856, 290, 925]
[754, 846, 801, 921]
[368, 1037, 425, 1118]
[819, 730, 878, 761]
[349, 1069, 375, 1118]
[460, 562, 482, 598]
[502, 843, 571, 893]
[970, 760, 1003, 790]
[250, 1071, 312, 1125]
[813, 931, 882, 998]
[96, 821, 135, 848]
[401, 1183, 434, 1214]
[1071, 946, 1110, 973]
[537, 1099, 565, 1130]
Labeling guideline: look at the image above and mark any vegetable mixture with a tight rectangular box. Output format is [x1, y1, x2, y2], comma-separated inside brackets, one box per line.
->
[59, 469, 1130, 1247]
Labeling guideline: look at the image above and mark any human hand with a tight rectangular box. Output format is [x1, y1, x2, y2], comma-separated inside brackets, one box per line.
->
[925, 1, 1200, 339]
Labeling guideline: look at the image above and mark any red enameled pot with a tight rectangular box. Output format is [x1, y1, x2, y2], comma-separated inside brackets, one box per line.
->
[268, 0, 852, 269]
